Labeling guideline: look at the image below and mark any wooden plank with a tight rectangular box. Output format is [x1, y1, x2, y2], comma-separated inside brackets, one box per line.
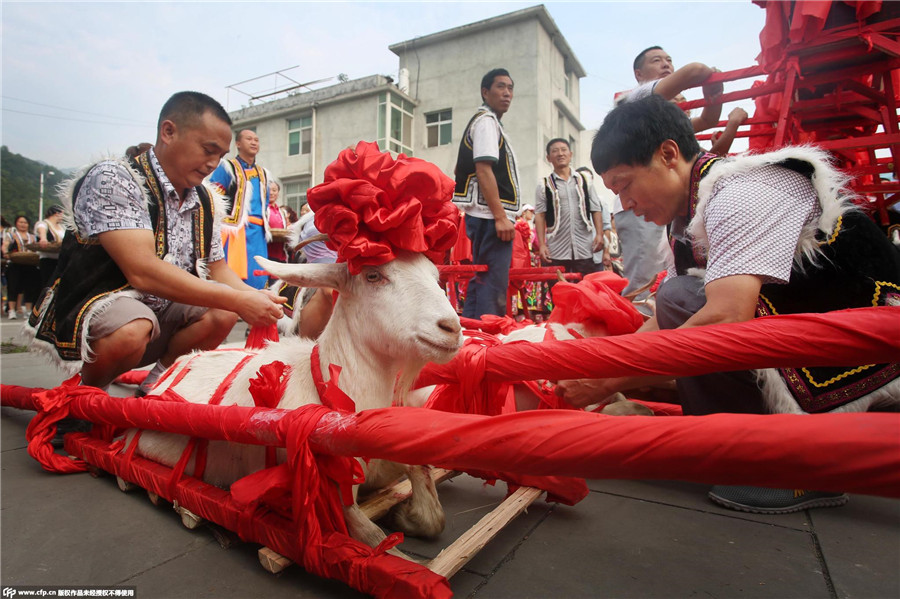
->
[359, 468, 457, 521]
[258, 546, 293, 574]
[428, 486, 543, 579]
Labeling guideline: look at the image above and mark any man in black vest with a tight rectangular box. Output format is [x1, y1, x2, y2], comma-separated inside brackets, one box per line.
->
[453, 68, 521, 318]
[26, 92, 285, 396]
[535, 138, 609, 277]
[557, 94, 900, 514]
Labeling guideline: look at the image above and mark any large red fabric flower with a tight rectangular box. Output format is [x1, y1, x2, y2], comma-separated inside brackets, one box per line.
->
[306, 141, 460, 274]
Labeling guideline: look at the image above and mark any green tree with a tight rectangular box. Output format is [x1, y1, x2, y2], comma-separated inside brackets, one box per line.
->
[1, 146, 68, 225]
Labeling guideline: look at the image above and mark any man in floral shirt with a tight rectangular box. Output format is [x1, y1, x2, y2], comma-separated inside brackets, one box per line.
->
[27, 92, 284, 397]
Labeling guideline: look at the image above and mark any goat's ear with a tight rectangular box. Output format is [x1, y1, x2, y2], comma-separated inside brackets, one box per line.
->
[255, 257, 349, 290]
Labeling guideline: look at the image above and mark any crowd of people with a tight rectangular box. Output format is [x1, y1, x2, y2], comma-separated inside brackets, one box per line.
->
[3, 43, 898, 518]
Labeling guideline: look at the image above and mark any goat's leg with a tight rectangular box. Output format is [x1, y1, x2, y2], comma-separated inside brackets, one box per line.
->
[387, 464, 445, 538]
[358, 459, 406, 496]
[342, 503, 419, 562]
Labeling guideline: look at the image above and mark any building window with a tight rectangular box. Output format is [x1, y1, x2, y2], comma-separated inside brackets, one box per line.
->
[569, 135, 577, 161]
[558, 111, 565, 137]
[284, 177, 310, 213]
[377, 92, 413, 155]
[287, 116, 312, 156]
[425, 109, 452, 147]
[564, 70, 577, 100]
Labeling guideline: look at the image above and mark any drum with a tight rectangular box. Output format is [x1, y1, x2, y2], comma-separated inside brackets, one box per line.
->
[9, 251, 39, 266]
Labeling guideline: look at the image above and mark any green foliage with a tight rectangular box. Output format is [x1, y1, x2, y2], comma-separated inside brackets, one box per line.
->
[1, 146, 69, 226]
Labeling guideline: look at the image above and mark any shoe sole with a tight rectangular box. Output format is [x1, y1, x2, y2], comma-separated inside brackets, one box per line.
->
[708, 492, 848, 514]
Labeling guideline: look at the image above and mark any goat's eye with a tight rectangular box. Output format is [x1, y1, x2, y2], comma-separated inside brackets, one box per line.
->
[365, 271, 383, 283]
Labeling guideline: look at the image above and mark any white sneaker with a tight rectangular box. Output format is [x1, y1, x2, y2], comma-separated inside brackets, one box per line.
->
[8, 311, 17, 320]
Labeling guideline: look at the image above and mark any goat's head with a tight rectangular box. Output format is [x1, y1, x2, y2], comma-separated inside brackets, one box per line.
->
[257, 254, 462, 365]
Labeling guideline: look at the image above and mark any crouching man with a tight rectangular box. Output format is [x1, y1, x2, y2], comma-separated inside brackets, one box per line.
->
[559, 94, 900, 513]
[26, 91, 285, 399]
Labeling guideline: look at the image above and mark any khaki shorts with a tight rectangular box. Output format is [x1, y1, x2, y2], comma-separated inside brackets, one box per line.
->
[88, 297, 208, 367]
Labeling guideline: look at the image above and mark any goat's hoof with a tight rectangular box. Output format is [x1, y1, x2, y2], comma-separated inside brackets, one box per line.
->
[116, 476, 137, 492]
[173, 502, 203, 529]
[147, 490, 166, 506]
[87, 464, 105, 478]
[389, 503, 446, 539]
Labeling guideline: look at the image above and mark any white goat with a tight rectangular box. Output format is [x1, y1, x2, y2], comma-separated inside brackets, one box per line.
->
[127, 253, 463, 550]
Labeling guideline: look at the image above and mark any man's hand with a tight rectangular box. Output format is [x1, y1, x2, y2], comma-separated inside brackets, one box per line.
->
[592, 233, 605, 252]
[727, 106, 748, 124]
[555, 378, 619, 409]
[235, 289, 285, 327]
[494, 217, 516, 242]
[539, 242, 551, 263]
[602, 247, 612, 269]
[701, 67, 724, 100]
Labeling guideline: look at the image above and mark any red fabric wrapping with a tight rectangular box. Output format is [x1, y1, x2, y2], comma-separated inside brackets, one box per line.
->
[113, 370, 149, 386]
[22, 376, 98, 474]
[3, 306, 899, 596]
[246, 323, 279, 350]
[306, 141, 460, 274]
[68, 433, 449, 599]
[449, 209, 472, 263]
[425, 335, 513, 416]
[418, 307, 900, 386]
[248, 361, 291, 410]
[6, 387, 897, 498]
[547, 271, 643, 335]
[510, 220, 533, 278]
[312, 408, 900, 498]
[457, 315, 527, 335]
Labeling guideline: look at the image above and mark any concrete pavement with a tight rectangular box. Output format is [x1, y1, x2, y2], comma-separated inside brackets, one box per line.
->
[2, 318, 899, 598]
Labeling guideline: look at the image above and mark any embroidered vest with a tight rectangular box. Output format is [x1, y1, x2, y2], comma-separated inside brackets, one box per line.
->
[30, 153, 216, 362]
[543, 171, 593, 231]
[453, 108, 520, 217]
[673, 153, 900, 412]
[222, 158, 268, 226]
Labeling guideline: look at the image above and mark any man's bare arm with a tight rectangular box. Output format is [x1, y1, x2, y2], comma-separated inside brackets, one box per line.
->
[534, 212, 550, 261]
[709, 107, 749, 156]
[557, 275, 762, 408]
[98, 228, 283, 326]
[591, 211, 605, 252]
[653, 63, 715, 101]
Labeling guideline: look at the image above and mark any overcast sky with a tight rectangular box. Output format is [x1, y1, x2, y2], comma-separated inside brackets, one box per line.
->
[1, 1, 766, 170]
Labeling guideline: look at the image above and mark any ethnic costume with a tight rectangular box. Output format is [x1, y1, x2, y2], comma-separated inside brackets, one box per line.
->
[668, 146, 900, 414]
[453, 105, 521, 318]
[208, 157, 271, 289]
[453, 106, 521, 218]
[24, 151, 220, 374]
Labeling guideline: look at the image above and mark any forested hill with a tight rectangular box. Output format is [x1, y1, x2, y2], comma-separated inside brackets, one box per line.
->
[1, 146, 68, 225]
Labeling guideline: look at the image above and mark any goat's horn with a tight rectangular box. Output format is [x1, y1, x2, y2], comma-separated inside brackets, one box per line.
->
[556, 269, 567, 283]
[292, 233, 329, 251]
[623, 277, 656, 301]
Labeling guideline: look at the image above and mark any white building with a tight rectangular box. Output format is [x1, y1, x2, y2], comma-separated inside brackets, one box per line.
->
[229, 5, 587, 213]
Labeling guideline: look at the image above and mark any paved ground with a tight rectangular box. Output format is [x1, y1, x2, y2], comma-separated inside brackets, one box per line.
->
[2, 318, 899, 599]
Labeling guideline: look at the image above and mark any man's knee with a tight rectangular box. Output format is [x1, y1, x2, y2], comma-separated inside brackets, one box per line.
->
[93, 318, 154, 358]
[656, 276, 706, 330]
[203, 308, 238, 332]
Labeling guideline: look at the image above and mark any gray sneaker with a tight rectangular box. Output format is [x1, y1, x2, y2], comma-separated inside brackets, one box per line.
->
[709, 486, 848, 514]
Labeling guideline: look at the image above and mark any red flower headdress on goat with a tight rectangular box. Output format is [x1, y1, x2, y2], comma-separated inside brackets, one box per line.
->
[306, 141, 460, 274]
